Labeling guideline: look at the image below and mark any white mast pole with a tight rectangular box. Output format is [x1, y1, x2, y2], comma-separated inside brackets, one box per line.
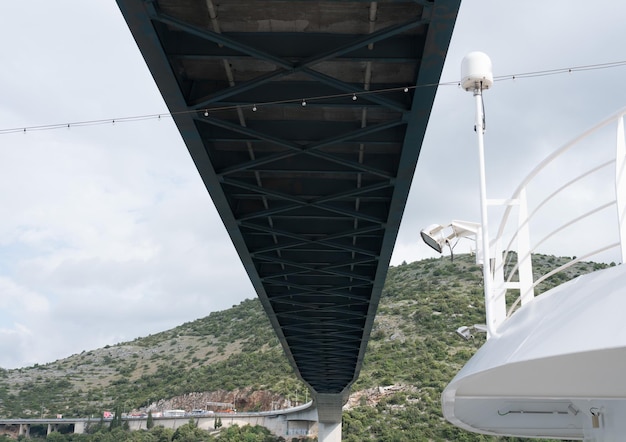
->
[461, 52, 500, 338]
[473, 85, 497, 337]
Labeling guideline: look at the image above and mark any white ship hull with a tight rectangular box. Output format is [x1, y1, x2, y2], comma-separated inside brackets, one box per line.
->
[443, 264, 626, 440]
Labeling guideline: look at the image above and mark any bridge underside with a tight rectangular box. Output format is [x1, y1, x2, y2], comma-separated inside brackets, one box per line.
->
[117, 0, 460, 398]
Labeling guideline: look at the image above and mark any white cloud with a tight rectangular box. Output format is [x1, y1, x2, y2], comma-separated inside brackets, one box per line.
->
[0, 277, 49, 315]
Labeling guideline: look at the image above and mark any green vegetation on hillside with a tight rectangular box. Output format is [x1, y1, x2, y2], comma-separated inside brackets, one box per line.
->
[0, 253, 610, 441]
[0, 299, 306, 418]
[0, 422, 299, 441]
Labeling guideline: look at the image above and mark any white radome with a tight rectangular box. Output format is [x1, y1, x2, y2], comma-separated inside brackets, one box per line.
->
[461, 51, 494, 91]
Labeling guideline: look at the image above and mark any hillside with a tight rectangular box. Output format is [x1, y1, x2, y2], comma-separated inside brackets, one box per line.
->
[0, 297, 305, 418]
[0, 253, 611, 440]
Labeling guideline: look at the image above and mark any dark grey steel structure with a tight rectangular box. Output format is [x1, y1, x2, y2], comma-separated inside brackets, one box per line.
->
[116, 0, 460, 423]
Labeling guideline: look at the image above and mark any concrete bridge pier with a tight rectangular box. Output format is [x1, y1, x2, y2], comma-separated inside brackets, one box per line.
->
[74, 421, 86, 434]
[18, 424, 30, 437]
[319, 422, 341, 441]
[47, 423, 59, 435]
[315, 393, 344, 442]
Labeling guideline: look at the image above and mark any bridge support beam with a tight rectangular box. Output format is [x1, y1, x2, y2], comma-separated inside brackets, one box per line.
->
[315, 393, 344, 442]
[47, 423, 59, 435]
[319, 421, 341, 442]
[74, 421, 86, 434]
[19, 424, 30, 437]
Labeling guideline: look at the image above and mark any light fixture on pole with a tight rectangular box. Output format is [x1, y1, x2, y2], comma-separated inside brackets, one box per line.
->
[420, 220, 480, 259]
[461, 52, 498, 338]
[455, 324, 488, 340]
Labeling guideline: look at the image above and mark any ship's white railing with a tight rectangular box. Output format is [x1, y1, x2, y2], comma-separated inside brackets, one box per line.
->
[489, 107, 626, 327]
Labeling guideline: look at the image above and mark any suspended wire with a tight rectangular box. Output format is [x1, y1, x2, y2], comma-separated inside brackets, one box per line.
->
[1, 59, 625, 136]
[494, 59, 626, 81]
[0, 114, 173, 135]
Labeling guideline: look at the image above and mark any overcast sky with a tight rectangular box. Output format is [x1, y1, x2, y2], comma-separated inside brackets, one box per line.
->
[0, 1, 625, 369]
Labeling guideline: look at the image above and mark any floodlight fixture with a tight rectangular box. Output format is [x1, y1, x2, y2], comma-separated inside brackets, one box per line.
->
[456, 326, 472, 340]
[455, 324, 488, 340]
[420, 224, 448, 253]
[420, 220, 480, 254]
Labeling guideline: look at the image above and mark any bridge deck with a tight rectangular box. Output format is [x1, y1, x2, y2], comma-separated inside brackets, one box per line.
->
[116, 0, 460, 398]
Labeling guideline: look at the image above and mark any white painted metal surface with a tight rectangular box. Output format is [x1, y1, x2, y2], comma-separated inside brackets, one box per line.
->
[615, 117, 626, 263]
[442, 100, 626, 440]
[461, 51, 494, 91]
[443, 263, 626, 439]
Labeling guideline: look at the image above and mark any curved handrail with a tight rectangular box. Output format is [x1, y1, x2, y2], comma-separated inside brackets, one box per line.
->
[490, 107, 626, 322]
[494, 106, 626, 243]
[503, 200, 615, 289]
[498, 159, 614, 280]
[506, 242, 620, 316]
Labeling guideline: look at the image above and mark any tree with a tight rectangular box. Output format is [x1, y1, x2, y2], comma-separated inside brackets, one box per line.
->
[171, 421, 213, 442]
[216, 424, 279, 441]
[109, 404, 122, 430]
[146, 410, 154, 429]
[45, 432, 68, 442]
[147, 426, 174, 442]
